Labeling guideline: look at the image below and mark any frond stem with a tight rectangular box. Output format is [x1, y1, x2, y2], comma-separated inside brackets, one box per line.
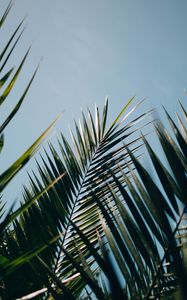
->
[53, 142, 100, 272]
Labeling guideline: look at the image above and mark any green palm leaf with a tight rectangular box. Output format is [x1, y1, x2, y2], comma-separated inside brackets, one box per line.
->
[8, 98, 150, 298]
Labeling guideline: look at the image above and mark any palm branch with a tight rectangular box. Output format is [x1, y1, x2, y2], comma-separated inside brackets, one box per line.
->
[59, 101, 187, 300]
[7, 100, 186, 300]
[1, 96, 152, 298]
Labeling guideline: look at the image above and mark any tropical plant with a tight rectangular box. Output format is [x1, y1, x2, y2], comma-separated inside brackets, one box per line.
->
[0, 4, 152, 300]
[1, 97, 187, 300]
[1, 93, 152, 299]
[0, 2, 187, 300]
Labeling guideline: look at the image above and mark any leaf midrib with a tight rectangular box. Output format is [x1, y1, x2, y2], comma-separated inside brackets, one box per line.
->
[53, 140, 102, 272]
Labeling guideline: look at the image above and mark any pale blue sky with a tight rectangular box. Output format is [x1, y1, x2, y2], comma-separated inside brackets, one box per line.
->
[1, 0, 187, 201]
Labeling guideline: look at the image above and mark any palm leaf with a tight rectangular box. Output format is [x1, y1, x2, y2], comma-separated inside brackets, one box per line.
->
[7, 99, 150, 298]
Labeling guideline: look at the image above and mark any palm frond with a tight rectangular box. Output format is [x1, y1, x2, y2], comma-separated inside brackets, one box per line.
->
[4, 98, 151, 298]
[24, 101, 186, 300]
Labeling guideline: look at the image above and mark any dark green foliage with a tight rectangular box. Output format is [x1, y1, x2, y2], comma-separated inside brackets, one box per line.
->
[0, 2, 187, 300]
[1, 98, 186, 300]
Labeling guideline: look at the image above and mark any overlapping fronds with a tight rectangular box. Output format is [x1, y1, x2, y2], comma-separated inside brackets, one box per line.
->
[1, 3, 187, 300]
[12, 101, 185, 300]
[59, 102, 186, 300]
[0, 97, 152, 298]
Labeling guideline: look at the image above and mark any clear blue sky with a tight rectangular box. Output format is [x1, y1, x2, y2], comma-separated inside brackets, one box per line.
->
[1, 0, 187, 202]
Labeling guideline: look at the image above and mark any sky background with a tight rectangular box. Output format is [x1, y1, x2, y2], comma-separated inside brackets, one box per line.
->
[1, 0, 187, 203]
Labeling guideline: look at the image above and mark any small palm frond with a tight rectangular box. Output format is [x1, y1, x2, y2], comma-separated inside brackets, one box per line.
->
[0, 0, 60, 200]
[0, 0, 61, 196]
